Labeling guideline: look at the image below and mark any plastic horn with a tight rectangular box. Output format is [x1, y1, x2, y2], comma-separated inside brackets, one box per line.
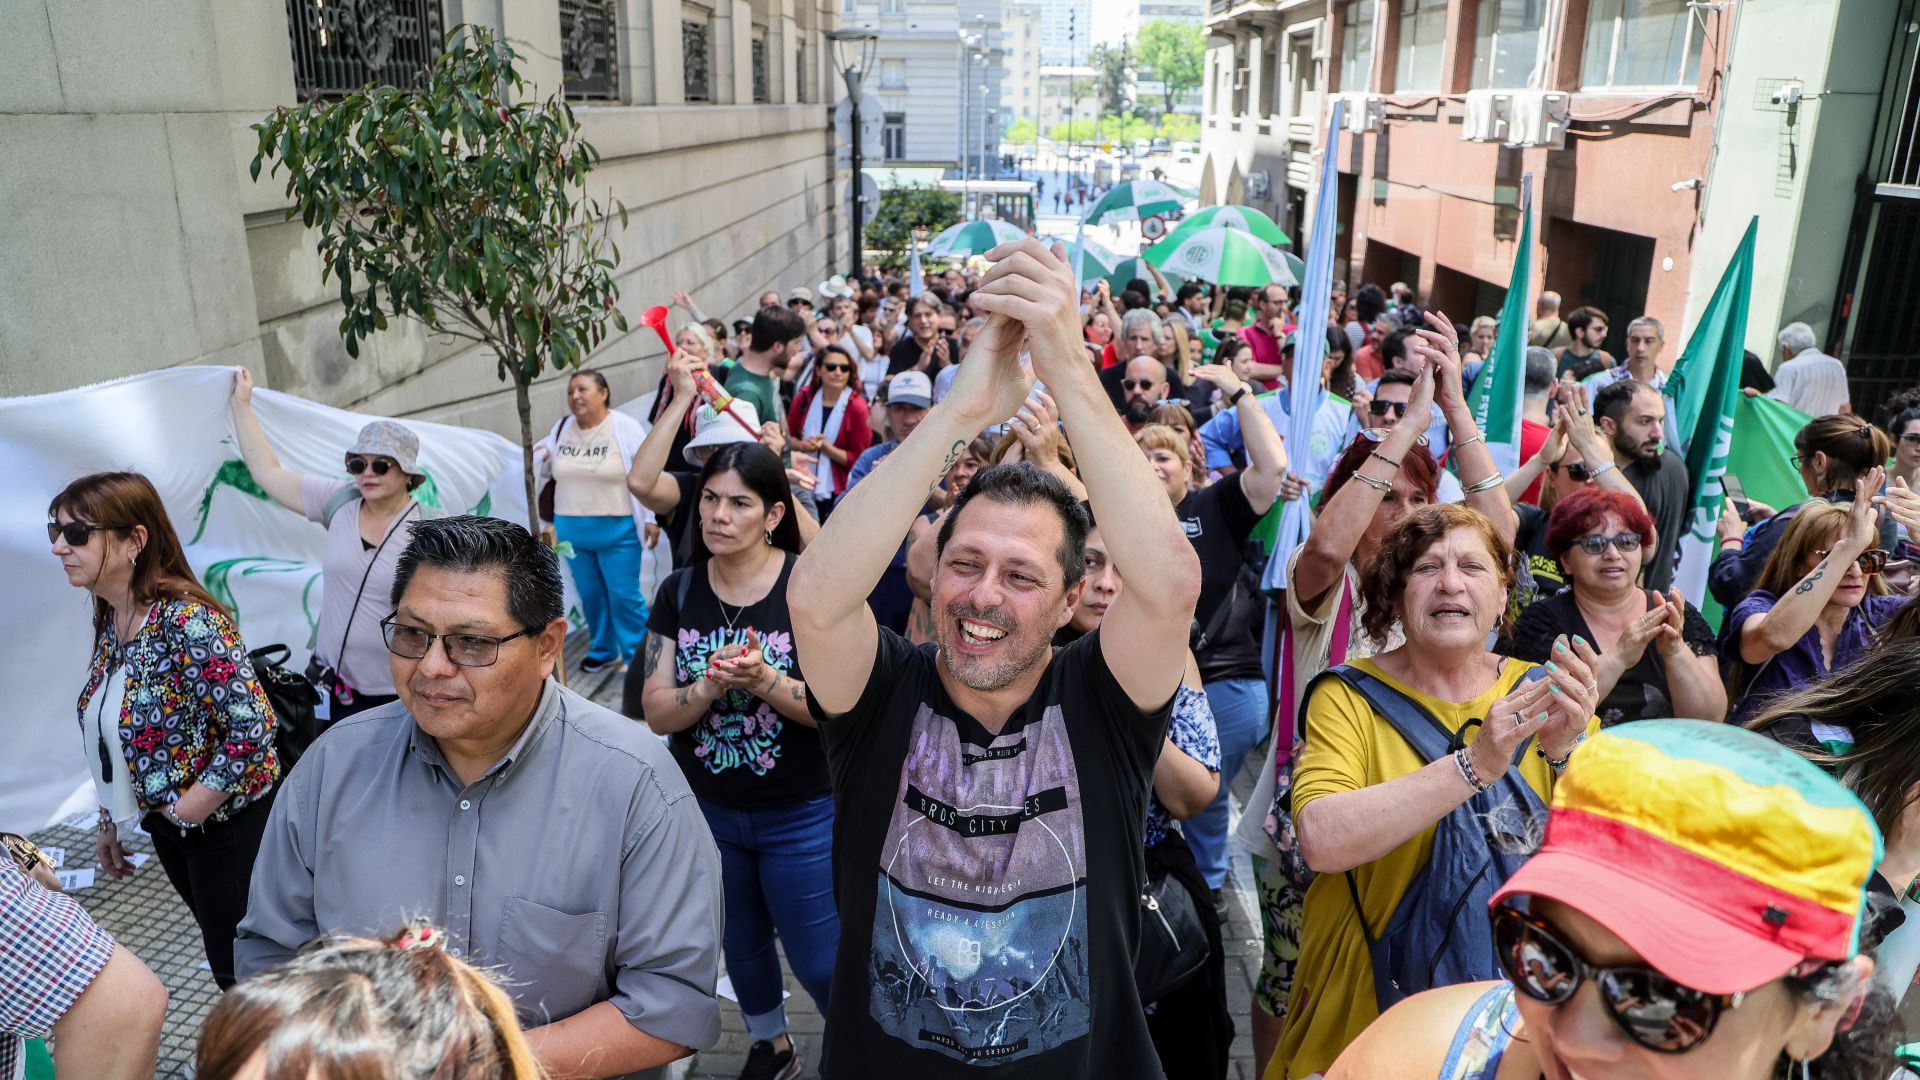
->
[641, 304, 676, 354]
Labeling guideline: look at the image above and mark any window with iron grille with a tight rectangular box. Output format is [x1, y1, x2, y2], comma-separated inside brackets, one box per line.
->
[683, 17, 712, 101]
[285, 0, 443, 98]
[561, 0, 619, 99]
[753, 37, 769, 102]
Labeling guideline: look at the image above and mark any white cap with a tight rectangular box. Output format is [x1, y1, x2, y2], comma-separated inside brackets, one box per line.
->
[887, 370, 934, 408]
[682, 398, 763, 465]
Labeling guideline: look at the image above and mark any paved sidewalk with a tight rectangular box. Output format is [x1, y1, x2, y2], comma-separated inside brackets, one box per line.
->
[33, 638, 1268, 1079]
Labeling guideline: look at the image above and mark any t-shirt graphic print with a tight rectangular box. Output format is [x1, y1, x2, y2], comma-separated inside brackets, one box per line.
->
[868, 699, 1090, 1064]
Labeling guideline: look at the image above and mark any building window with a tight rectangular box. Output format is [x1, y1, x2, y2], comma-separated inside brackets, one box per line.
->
[1471, 0, 1543, 89]
[797, 43, 809, 102]
[682, 16, 712, 101]
[883, 0, 906, 13]
[560, 0, 619, 100]
[881, 58, 906, 88]
[883, 112, 907, 159]
[752, 36, 768, 101]
[1394, 0, 1447, 92]
[842, 0, 857, 11]
[1581, 0, 1702, 90]
[1338, 0, 1374, 93]
[285, 0, 443, 98]
[1288, 32, 1315, 117]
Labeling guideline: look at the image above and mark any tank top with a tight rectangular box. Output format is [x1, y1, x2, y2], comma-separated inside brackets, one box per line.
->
[1439, 983, 1520, 1080]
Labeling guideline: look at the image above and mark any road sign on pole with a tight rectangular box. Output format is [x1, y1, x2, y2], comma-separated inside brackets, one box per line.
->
[1141, 215, 1168, 240]
[834, 94, 884, 147]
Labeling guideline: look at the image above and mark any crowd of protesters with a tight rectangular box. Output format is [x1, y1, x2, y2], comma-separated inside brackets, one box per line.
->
[12, 237, 1920, 1080]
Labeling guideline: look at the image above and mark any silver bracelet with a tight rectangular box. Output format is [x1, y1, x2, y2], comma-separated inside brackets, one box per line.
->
[1463, 472, 1506, 495]
[1584, 460, 1617, 478]
[1453, 433, 1485, 451]
[1455, 747, 1493, 793]
[1350, 471, 1394, 493]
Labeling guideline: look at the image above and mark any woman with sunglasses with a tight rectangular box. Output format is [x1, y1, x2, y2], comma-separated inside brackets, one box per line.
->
[785, 343, 873, 521]
[1328, 719, 1893, 1080]
[1500, 383, 1644, 611]
[230, 369, 431, 720]
[49, 471, 278, 990]
[1509, 488, 1724, 727]
[1723, 483, 1910, 724]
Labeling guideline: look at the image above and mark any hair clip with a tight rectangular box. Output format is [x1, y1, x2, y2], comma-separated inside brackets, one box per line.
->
[395, 924, 445, 951]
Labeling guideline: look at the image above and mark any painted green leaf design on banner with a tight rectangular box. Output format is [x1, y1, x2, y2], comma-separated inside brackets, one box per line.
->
[202, 557, 322, 640]
[192, 459, 271, 543]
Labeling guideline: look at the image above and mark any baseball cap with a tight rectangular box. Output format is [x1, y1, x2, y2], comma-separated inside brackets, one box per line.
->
[788, 286, 815, 304]
[1492, 720, 1882, 995]
[346, 420, 421, 475]
[682, 398, 763, 466]
[887, 371, 934, 409]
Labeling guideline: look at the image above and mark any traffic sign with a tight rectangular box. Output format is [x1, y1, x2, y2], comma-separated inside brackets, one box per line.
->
[1141, 215, 1168, 240]
[834, 93, 884, 147]
[845, 172, 881, 215]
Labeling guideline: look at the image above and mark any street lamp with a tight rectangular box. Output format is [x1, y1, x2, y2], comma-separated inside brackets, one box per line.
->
[830, 27, 878, 279]
[962, 33, 985, 217]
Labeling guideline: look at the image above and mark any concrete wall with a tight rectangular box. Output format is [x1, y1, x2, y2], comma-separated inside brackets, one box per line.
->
[1, 0, 840, 445]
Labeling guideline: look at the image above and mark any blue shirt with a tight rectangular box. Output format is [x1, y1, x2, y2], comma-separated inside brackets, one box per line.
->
[1144, 685, 1219, 849]
[1721, 589, 1910, 723]
[846, 440, 897, 490]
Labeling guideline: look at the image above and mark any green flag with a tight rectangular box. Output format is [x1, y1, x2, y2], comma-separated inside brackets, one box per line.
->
[1664, 217, 1757, 614]
[1465, 174, 1532, 472]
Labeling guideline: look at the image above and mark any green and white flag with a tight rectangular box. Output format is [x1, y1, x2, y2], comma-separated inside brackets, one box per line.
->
[1464, 173, 1533, 473]
[1665, 217, 1758, 615]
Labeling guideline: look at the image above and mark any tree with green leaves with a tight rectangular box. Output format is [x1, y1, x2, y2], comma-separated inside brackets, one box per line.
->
[1088, 43, 1131, 117]
[1004, 117, 1038, 144]
[250, 27, 627, 533]
[1136, 19, 1206, 116]
[864, 184, 964, 269]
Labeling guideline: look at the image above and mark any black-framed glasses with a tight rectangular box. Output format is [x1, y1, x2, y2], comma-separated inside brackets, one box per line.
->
[819, 362, 853, 374]
[1816, 547, 1889, 575]
[1900, 433, 1920, 448]
[48, 521, 115, 546]
[1122, 378, 1160, 391]
[346, 456, 394, 476]
[1550, 461, 1599, 482]
[1573, 532, 1643, 556]
[1492, 905, 1743, 1053]
[1368, 400, 1410, 418]
[380, 616, 535, 668]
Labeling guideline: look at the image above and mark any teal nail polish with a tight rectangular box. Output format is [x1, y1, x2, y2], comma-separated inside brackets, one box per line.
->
[1546, 661, 1559, 672]
[1574, 635, 1587, 648]
[1555, 640, 1569, 653]
[1538, 710, 1551, 721]
[1549, 684, 1562, 694]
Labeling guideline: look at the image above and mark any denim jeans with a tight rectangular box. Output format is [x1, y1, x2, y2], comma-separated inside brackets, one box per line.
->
[1185, 677, 1271, 890]
[553, 514, 648, 664]
[697, 792, 839, 1039]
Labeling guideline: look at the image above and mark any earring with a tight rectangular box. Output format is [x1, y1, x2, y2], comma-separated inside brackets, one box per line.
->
[1801, 1057, 1812, 1080]
[764, 530, 774, 546]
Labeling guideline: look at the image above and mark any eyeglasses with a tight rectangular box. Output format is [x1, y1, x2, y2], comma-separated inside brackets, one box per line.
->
[1573, 532, 1643, 556]
[48, 521, 115, 546]
[1901, 433, 1920, 448]
[1122, 378, 1160, 391]
[1492, 905, 1743, 1053]
[380, 616, 535, 668]
[1549, 461, 1599, 483]
[819, 363, 853, 374]
[1368, 400, 1410, 418]
[817, 324, 839, 334]
[1791, 454, 1807, 471]
[1815, 547, 1889, 575]
[346, 456, 395, 476]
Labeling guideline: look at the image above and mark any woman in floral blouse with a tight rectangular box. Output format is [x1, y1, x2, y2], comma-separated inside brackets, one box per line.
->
[50, 471, 278, 989]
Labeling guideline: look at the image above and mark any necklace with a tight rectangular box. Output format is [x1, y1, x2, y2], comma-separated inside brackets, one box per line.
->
[710, 550, 778, 635]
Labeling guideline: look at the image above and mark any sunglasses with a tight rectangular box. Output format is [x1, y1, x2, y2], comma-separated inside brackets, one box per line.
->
[1368, 400, 1410, 418]
[381, 617, 535, 668]
[1493, 905, 1743, 1053]
[346, 456, 396, 476]
[819, 363, 853, 374]
[1815, 547, 1889, 575]
[48, 521, 115, 546]
[1573, 532, 1643, 556]
[1550, 461, 1599, 482]
[1123, 378, 1160, 391]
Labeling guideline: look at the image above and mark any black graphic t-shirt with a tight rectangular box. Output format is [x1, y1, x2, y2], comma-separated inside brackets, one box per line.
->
[809, 628, 1172, 1078]
[1175, 471, 1265, 684]
[647, 553, 830, 808]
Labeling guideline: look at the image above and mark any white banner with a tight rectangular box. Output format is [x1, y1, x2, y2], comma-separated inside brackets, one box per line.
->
[0, 367, 539, 832]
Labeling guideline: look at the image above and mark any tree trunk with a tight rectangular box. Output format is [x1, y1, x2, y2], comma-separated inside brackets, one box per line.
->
[516, 374, 539, 536]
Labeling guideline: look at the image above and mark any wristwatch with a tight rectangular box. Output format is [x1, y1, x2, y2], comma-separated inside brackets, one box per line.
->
[1227, 385, 1250, 407]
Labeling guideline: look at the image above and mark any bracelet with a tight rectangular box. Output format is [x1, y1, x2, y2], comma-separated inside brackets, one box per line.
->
[1463, 472, 1506, 495]
[1453, 433, 1485, 451]
[1535, 731, 1589, 770]
[1584, 460, 1617, 479]
[1350, 471, 1394, 493]
[1227, 385, 1250, 407]
[162, 805, 201, 833]
[1455, 747, 1493, 793]
[1368, 449, 1402, 470]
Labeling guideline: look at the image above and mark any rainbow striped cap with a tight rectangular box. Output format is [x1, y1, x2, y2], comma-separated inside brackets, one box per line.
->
[1492, 719, 1883, 995]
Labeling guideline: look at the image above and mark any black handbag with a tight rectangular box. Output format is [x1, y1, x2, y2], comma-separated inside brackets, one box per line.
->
[250, 644, 321, 772]
[1134, 863, 1211, 1004]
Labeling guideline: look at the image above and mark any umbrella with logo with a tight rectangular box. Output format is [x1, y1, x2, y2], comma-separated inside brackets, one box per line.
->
[1157, 204, 1291, 248]
[1045, 234, 1119, 280]
[1146, 226, 1299, 288]
[924, 219, 1028, 258]
[1102, 256, 1186, 294]
[1081, 180, 1188, 225]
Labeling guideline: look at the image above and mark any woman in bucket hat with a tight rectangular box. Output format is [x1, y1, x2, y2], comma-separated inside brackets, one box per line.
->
[230, 368, 434, 721]
[1325, 720, 1897, 1080]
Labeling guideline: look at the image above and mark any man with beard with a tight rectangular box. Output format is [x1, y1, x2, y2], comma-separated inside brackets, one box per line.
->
[790, 239, 1201, 1078]
[1102, 309, 1170, 411]
[1594, 379, 1688, 591]
[1120, 354, 1169, 432]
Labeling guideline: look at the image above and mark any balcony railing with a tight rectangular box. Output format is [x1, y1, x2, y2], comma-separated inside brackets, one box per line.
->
[561, 0, 618, 100]
[683, 17, 712, 101]
[285, 0, 442, 98]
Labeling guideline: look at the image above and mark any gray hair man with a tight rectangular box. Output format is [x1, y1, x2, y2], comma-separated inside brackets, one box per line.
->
[236, 516, 722, 1080]
[1768, 321, 1850, 417]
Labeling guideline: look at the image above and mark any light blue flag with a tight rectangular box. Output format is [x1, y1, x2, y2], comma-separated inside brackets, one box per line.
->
[908, 232, 924, 298]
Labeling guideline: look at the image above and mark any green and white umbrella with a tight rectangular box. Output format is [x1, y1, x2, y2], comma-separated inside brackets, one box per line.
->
[1159, 205, 1290, 248]
[924, 219, 1027, 258]
[1146, 226, 1298, 288]
[1043, 235, 1118, 280]
[1102, 256, 1185, 293]
[1081, 180, 1187, 225]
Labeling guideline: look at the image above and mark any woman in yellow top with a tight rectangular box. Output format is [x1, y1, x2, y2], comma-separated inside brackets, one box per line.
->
[1270, 503, 1602, 1079]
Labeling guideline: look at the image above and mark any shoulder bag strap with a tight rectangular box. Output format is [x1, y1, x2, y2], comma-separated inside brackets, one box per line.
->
[330, 502, 418, 673]
[1192, 576, 1241, 655]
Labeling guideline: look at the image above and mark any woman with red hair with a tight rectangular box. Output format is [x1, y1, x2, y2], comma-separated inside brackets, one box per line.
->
[1509, 486, 1725, 726]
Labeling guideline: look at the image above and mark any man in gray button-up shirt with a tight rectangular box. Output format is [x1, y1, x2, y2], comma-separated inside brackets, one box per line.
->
[236, 516, 722, 1080]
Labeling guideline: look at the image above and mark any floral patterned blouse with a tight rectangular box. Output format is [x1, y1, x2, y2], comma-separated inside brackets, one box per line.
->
[77, 597, 278, 822]
[1144, 684, 1221, 849]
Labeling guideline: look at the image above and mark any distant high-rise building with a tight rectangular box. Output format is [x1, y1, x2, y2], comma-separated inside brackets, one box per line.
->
[1121, 0, 1205, 41]
[1001, 0, 1045, 124]
[1040, 0, 1092, 67]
